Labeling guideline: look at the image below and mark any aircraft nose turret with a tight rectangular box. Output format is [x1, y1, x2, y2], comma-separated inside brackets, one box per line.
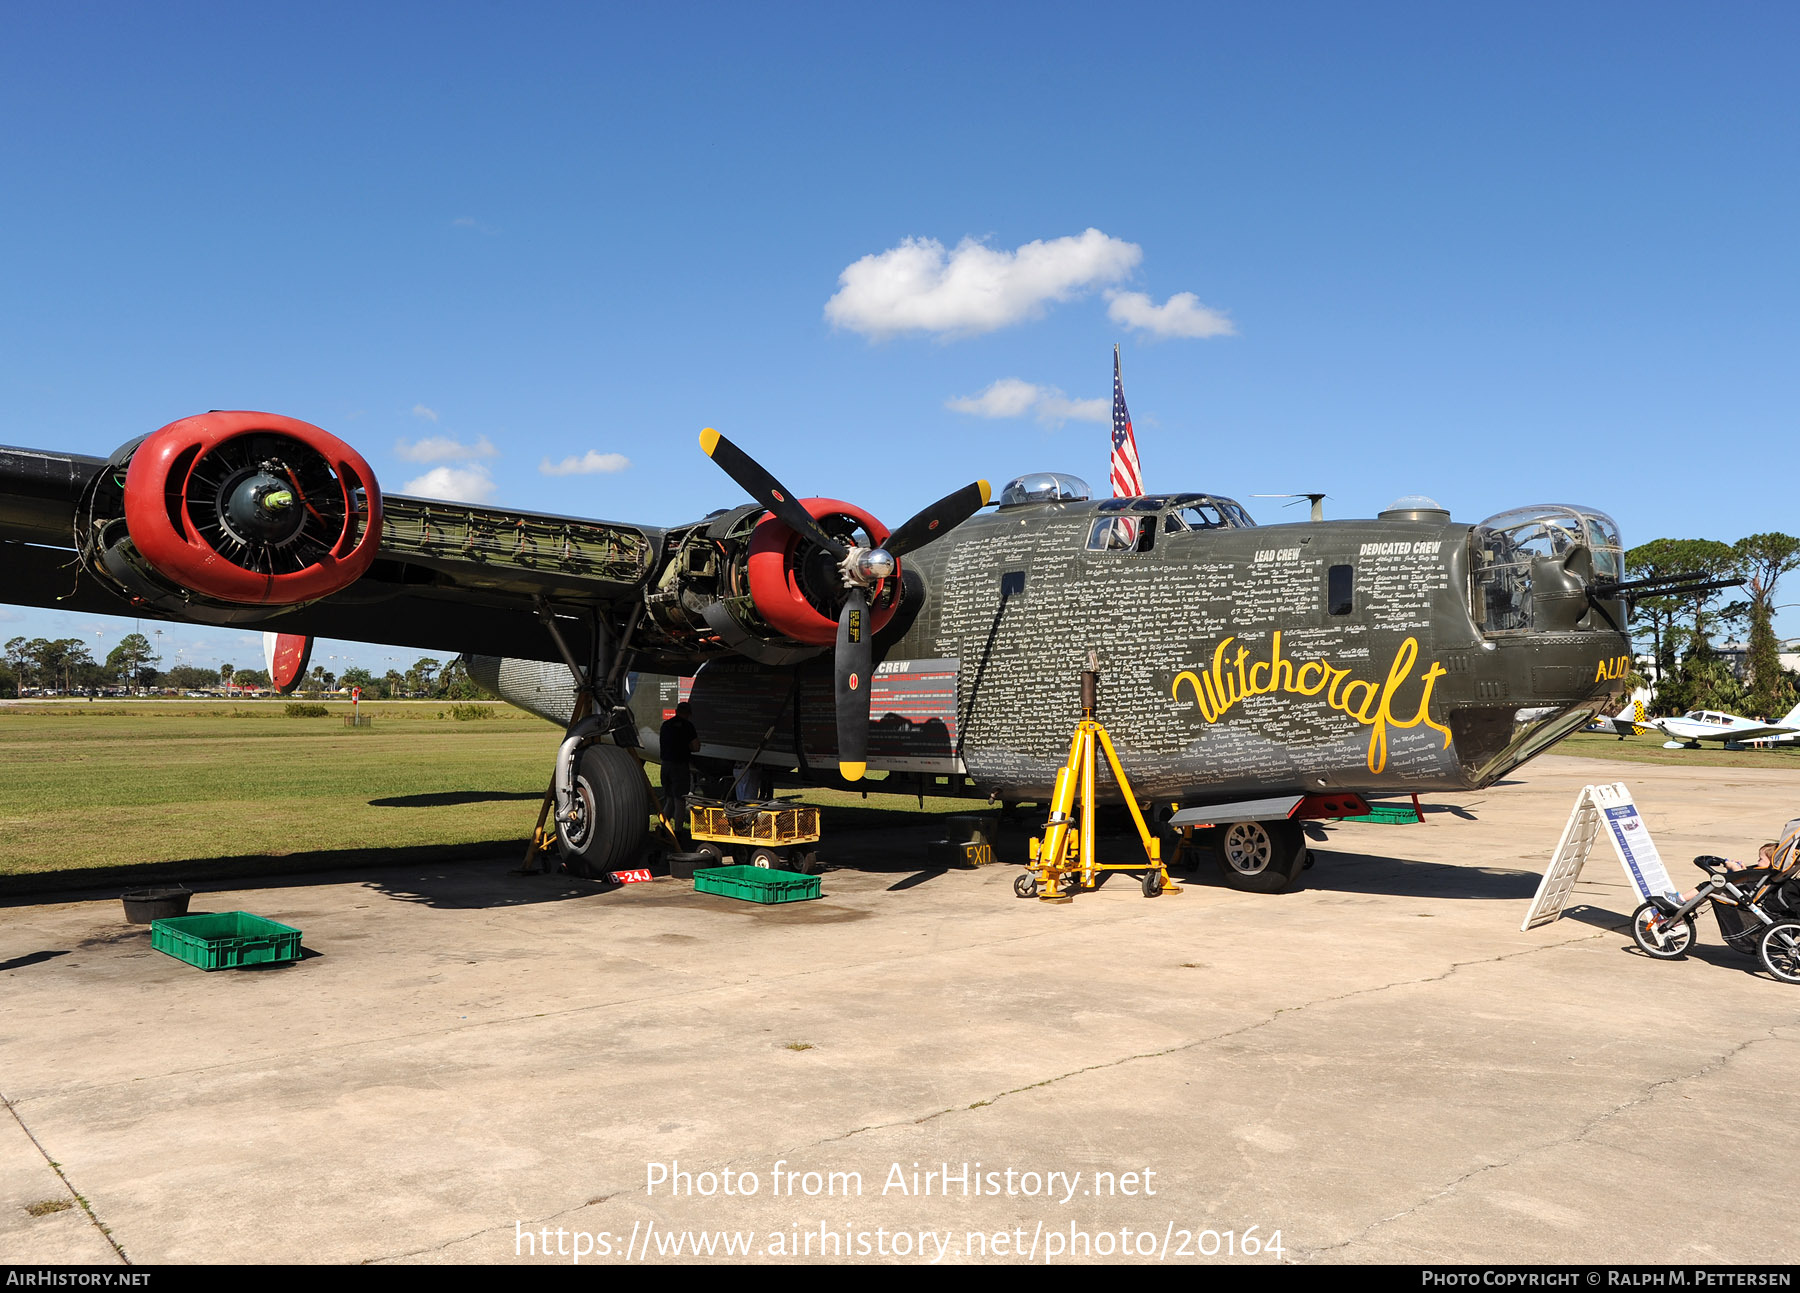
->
[1444, 502, 1640, 786]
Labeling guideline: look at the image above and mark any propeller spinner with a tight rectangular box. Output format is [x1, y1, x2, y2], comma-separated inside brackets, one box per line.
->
[700, 428, 990, 780]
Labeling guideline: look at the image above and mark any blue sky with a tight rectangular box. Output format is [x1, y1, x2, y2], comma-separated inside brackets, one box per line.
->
[3, 2, 1796, 672]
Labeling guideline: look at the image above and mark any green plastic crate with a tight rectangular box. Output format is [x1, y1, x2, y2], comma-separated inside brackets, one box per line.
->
[150, 912, 302, 970]
[1341, 802, 1422, 825]
[692, 865, 821, 904]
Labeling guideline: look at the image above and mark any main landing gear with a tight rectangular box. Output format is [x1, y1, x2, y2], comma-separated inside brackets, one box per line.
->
[556, 744, 653, 879]
[1211, 819, 1308, 894]
[518, 601, 665, 880]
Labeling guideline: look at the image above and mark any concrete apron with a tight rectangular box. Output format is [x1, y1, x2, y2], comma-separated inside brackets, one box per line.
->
[1, 752, 1796, 1265]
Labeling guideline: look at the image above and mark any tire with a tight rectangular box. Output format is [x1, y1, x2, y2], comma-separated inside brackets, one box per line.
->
[1013, 871, 1039, 899]
[1213, 820, 1305, 893]
[1758, 920, 1800, 983]
[693, 842, 725, 868]
[1630, 901, 1696, 959]
[556, 743, 651, 879]
[750, 847, 783, 869]
[1141, 869, 1162, 898]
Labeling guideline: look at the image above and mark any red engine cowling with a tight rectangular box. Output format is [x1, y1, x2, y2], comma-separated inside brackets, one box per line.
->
[121, 411, 382, 606]
[744, 498, 899, 645]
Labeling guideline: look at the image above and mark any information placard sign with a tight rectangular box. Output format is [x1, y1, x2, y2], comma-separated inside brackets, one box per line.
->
[1522, 782, 1677, 930]
[1593, 783, 1677, 905]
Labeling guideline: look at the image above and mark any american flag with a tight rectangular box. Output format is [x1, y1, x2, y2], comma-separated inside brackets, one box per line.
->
[1110, 345, 1143, 497]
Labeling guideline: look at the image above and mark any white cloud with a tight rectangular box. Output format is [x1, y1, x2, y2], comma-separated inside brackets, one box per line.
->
[402, 465, 498, 504]
[946, 378, 1042, 420]
[394, 434, 499, 464]
[1036, 393, 1109, 425]
[946, 379, 1108, 428]
[539, 451, 631, 477]
[412, 404, 440, 421]
[1106, 290, 1235, 340]
[826, 228, 1141, 339]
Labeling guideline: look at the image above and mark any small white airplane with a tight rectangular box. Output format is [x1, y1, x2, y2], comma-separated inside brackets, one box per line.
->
[1650, 700, 1800, 749]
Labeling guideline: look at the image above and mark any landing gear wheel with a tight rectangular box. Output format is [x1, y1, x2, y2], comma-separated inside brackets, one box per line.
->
[556, 744, 650, 879]
[1141, 870, 1162, 898]
[1630, 901, 1696, 959]
[1213, 820, 1306, 893]
[1013, 871, 1040, 899]
[750, 847, 783, 869]
[1758, 920, 1800, 983]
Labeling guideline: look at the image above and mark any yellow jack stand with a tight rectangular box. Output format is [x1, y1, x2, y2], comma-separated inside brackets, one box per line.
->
[1020, 657, 1179, 904]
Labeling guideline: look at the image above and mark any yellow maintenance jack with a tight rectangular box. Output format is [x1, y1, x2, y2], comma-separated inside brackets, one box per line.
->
[1017, 652, 1179, 904]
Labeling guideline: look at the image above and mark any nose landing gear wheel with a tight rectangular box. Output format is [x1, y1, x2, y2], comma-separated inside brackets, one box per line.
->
[1630, 901, 1696, 959]
[1758, 920, 1800, 983]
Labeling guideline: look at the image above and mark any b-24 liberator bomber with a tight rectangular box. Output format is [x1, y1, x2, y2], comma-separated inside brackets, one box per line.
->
[0, 411, 1702, 892]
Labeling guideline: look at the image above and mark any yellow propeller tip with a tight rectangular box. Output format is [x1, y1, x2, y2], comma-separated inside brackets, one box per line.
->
[977, 480, 992, 506]
[840, 761, 866, 782]
[699, 428, 720, 455]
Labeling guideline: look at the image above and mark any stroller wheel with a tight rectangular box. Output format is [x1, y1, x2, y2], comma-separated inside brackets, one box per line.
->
[1757, 921, 1800, 984]
[1631, 901, 1696, 960]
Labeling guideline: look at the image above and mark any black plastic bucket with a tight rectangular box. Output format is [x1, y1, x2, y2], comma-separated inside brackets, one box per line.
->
[122, 888, 193, 924]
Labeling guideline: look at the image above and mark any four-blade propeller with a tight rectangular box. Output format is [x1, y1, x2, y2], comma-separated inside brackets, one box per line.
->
[700, 428, 990, 780]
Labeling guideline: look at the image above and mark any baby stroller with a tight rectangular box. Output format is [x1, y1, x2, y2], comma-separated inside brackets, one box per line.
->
[1631, 816, 1800, 982]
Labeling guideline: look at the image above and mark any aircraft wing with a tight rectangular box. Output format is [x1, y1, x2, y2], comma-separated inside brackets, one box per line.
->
[0, 442, 665, 667]
[3, 416, 990, 779]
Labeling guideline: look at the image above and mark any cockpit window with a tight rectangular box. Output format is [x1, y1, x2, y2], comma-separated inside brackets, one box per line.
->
[1086, 517, 1139, 551]
[1170, 502, 1226, 530]
[1097, 493, 1257, 533]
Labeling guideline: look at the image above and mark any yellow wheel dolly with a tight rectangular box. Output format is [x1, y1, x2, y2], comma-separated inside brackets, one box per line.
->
[1018, 653, 1179, 904]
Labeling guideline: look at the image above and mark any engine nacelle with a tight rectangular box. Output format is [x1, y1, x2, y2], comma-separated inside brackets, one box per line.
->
[643, 497, 903, 662]
[80, 411, 382, 624]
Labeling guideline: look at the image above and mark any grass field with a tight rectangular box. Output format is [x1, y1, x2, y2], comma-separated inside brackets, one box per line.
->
[10, 702, 1793, 894]
[0, 700, 560, 888]
[1552, 731, 1800, 769]
[0, 700, 987, 892]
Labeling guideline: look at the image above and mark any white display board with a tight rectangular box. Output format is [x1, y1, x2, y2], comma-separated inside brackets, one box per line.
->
[1594, 783, 1678, 903]
[1521, 782, 1678, 930]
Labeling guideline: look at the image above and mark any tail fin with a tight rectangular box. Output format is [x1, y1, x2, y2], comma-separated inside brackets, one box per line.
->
[264, 632, 314, 695]
[1777, 699, 1800, 730]
[1614, 697, 1648, 734]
